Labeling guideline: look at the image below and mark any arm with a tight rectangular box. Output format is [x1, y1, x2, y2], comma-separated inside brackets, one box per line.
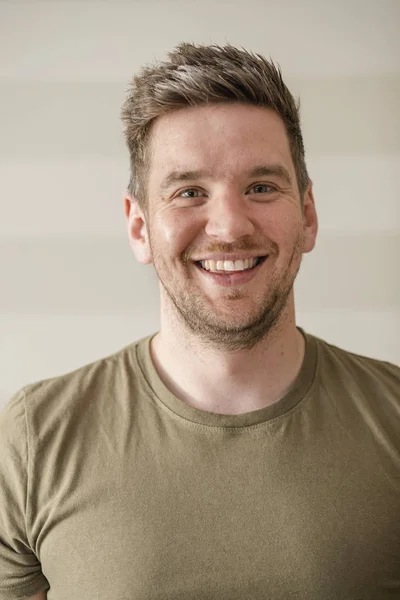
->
[0, 390, 49, 600]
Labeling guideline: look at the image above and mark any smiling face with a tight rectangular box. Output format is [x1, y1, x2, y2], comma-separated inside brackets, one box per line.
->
[126, 103, 318, 351]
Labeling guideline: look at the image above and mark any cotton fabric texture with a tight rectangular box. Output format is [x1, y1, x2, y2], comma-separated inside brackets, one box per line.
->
[0, 328, 399, 599]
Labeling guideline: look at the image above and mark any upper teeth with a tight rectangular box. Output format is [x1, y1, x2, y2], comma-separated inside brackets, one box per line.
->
[200, 258, 259, 272]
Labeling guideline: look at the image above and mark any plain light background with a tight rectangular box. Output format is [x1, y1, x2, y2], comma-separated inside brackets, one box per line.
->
[0, 0, 399, 406]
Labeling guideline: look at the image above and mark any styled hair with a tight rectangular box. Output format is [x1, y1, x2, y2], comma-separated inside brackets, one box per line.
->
[121, 43, 309, 208]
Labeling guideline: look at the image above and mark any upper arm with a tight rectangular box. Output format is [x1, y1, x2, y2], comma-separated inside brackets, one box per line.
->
[0, 390, 49, 599]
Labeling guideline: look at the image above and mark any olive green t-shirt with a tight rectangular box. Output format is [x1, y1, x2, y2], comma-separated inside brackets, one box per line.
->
[0, 328, 399, 599]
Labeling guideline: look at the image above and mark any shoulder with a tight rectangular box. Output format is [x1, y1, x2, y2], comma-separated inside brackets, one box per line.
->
[308, 331, 400, 394]
[0, 388, 28, 457]
[1, 335, 152, 437]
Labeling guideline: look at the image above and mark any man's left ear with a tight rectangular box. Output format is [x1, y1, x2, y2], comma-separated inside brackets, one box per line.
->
[302, 180, 318, 254]
[124, 195, 153, 264]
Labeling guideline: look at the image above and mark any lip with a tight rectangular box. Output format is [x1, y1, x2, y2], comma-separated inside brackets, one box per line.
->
[193, 254, 267, 262]
[194, 256, 268, 287]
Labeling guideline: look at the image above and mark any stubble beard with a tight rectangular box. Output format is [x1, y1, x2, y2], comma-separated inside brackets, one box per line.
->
[149, 233, 305, 353]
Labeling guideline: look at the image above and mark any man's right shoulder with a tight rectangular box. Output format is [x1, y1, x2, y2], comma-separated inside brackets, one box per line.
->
[1, 334, 152, 430]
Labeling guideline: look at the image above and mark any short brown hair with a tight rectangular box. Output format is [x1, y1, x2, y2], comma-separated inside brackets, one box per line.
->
[121, 43, 309, 208]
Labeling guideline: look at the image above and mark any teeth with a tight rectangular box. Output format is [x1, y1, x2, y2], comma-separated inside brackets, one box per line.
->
[200, 257, 259, 272]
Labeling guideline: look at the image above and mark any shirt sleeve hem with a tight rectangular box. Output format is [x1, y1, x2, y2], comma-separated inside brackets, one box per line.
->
[0, 573, 49, 599]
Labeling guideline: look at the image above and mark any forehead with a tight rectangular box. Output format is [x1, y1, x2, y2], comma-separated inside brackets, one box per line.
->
[148, 103, 293, 181]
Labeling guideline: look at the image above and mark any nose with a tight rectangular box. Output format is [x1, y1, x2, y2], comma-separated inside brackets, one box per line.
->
[204, 191, 255, 242]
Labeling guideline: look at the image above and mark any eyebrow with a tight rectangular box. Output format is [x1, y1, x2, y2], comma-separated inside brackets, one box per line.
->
[247, 165, 292, 186]
[160, 164, 292, 190]
[160, 170, 211, 190]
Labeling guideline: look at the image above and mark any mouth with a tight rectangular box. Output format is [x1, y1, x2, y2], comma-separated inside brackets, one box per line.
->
[194, 255, 269, 286]
[196, 256, 267, 272]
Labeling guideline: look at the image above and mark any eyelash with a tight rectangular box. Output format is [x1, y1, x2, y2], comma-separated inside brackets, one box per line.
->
[178, 184, 277, 198]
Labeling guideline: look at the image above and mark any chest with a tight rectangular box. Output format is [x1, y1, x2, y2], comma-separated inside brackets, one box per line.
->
[37, 427, 400, 600]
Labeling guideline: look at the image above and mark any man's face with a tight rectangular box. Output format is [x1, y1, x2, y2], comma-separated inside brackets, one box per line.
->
[127, 103, 318, 351]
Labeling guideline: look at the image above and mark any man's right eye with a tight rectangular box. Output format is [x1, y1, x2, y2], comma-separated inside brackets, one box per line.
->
[179, 188, 203, 198]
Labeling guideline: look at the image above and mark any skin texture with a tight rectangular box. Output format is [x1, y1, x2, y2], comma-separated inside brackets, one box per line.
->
[125, 103, 318, 414]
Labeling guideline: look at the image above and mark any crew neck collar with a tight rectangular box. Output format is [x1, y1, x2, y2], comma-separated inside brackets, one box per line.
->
[135, 327, 318, 428]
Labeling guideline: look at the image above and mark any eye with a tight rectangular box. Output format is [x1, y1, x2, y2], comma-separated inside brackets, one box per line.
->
[178, 188, 205, 198]
[247, 183, 277, 194]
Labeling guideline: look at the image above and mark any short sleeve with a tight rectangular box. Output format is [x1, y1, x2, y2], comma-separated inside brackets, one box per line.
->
[0, 389, 49, 599]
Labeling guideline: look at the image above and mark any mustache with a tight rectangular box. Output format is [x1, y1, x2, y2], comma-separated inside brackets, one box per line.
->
[182, 238, 277, 262]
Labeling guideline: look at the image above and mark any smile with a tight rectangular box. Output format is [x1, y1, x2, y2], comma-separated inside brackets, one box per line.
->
[198, 257, 265, 273]
[194, 256, 268, 286]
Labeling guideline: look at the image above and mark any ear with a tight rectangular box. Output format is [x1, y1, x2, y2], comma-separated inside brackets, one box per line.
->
[124, 194, 153, 264]
[301, 180, 318, 254]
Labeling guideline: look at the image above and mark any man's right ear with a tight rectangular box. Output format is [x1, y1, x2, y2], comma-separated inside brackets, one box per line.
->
[124, 195, 153, 265]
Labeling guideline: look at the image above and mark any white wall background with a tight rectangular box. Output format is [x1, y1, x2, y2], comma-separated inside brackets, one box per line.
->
[0, 0, 399, 405]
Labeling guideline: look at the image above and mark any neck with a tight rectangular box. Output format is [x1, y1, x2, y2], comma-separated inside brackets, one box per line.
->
[149, 298, 306, 415]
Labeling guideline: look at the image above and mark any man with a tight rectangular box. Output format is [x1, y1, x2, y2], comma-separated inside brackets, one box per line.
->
[1, 43, 399, 600]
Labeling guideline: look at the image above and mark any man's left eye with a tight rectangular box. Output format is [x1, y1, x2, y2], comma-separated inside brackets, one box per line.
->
[249, 184, 276, 194]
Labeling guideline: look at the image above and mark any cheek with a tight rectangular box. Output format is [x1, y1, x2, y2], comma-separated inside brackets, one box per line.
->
[266, 205, 303, 237]
[262, 212, 304, 261]
[153, 211, 201, 256]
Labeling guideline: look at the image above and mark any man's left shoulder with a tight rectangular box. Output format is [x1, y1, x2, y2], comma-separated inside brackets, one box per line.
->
[311, 332, 400, 392]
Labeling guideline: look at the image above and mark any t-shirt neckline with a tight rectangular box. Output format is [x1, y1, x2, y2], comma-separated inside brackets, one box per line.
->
[135, 327, 318, 428]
